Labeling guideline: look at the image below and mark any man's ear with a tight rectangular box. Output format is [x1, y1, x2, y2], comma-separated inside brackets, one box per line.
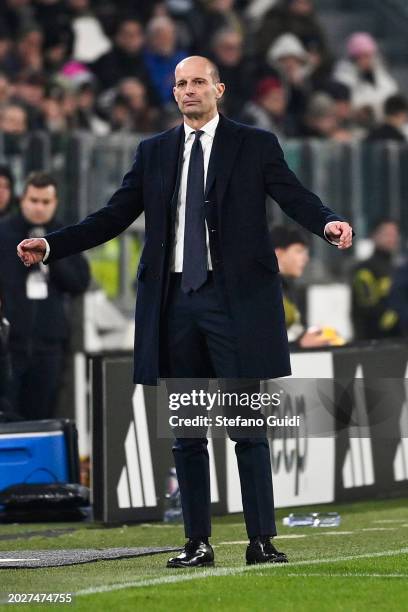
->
[215, 82, 225, 100]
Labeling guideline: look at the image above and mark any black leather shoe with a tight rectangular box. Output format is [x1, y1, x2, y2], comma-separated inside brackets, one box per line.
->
[246, 536, 288, 565]
[166, 539, 214, 568]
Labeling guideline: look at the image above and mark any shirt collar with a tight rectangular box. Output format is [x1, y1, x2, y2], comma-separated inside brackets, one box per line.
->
[183, 113, 219, 141]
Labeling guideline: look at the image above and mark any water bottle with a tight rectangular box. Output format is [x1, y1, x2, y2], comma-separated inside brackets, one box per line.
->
[282, 512, 341, 527]
[163, 467, 183, 523]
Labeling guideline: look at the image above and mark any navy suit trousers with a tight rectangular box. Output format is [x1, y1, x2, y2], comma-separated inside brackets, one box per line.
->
[160, 272, 277, 539]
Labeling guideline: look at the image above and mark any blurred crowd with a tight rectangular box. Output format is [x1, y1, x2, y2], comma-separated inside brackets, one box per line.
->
[1, 0, 408, 422]
[0, 0, 407, 140]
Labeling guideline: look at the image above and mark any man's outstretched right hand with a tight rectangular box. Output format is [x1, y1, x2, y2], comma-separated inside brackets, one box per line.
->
[17, 239, 46, 267]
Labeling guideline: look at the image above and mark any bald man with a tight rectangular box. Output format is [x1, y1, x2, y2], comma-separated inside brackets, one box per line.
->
[17, 56, 353, 568]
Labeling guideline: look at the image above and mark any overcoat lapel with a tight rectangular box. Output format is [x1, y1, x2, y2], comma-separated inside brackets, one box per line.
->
[205, 115, 244, 232]
[158, 124, 184, 214]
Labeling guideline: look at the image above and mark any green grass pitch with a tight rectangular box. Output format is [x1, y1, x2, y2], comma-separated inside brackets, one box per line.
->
[0, 497, 407, 611]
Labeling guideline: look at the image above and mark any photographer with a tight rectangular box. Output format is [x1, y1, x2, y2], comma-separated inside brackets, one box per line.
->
[0, 171, 90, 420]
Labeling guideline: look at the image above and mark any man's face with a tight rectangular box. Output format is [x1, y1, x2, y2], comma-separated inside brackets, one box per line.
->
[310, 113, 337, 137]
[120, 79, 146, 111]
[373, 222, 400, 253]
[261, 88, 286, 116]
[1, 105, 27, 134]
[116, 21, 144, 55]
[276, 243, 309, 277]
[213, 32, 243, 66]
[355, 52, 374, 71]
[334, 99, 352, 121]
[20, 184, 58, 225]
[289, 0, 313, 16]
[148, 23, 176, 56]
[173, 58, 225, 120]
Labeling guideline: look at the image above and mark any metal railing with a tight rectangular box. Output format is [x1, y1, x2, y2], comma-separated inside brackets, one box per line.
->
[2, 132, 407, 309]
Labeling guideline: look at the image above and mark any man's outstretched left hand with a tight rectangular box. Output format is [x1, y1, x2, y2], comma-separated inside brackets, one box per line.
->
[325, 221, 353, 249]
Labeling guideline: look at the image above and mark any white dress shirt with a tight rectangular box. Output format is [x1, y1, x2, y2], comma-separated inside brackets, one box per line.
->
[171, 113, 219, 272]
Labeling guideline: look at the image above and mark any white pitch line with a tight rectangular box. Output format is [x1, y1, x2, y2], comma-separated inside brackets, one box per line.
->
[218, 531, 354, 545]
[285, 573, 408, 579]
[76, 547, 408, 597]
[361, 527, 399, 532]
[373, 520, 408, 524]
[319, 531, 354, 536]
[217, 536, 308, 545]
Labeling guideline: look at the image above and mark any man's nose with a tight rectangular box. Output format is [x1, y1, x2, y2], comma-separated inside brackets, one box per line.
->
[185, 83, 197, 95]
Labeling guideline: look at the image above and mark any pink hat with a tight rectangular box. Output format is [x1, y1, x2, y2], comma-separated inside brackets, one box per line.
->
[346, 32, 377, 58]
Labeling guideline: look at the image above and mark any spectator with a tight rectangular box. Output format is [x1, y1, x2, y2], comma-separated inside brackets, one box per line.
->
[256, 0, 331, 70]
[209, 28, 254, 118]
[351, 218, 401, 340]
[196, 0, 245, 53]
[0, 72, 12, 106]
[42, 77, 101, 133]
[164, 0, 206, 52]
[76, 81, 110, 135]
[302, 92, 353, 141]
[13, 71, 46, 129]
[42, 87, 69, 133]
[116, 78, 159, 133]
[321, 81, 355, 131]
[3, 25, 44, 77]
[0, 102, 28, 135]
[14, 71, 45, 110]
[108, 93, 134, 132]
[0, 0, 34, 39]
[389, 258, 408, 336]
[0, 165, 16, 218]
[240, 76, 297, 138]
[266, 33, 311, 127]
[43, 27, 74, 76]
[89, 17, 155, 96]
[0, 171, 90, 420]
[144, 15, 188, 105]
[333, 32, 398, 122]
[366, 94, 408, 142]
[58, 86, 80, 129]
[271, 224, 337, 347]
[32, 0, 71, 45]
[0, 26, 13, 75]
[67, 0, 111, 63]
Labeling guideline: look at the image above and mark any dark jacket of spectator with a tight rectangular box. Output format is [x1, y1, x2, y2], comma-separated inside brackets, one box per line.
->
[209, 28, 255, 119]
[0, 164, 15, 218]
[366, 95, 408, 142]
[389, 259, 408, 335]
[0, 211, 90, 351]
[351, 248, 401, 340]
[90, 45, 156, 96]
[0, 291, 11, 403]
[240, 76, 298, 138]
[366, 124, 406, 142]
[255, 0, 331, 66]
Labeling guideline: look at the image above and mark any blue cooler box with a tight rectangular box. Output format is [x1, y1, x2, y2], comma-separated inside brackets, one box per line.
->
[0, 419, 80, 490]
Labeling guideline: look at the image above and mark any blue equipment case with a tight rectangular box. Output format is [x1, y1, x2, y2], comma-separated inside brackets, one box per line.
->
[0, 419, 80, 490]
